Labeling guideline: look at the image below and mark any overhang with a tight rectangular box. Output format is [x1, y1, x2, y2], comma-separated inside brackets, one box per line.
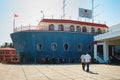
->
[94, 24, 120, 45]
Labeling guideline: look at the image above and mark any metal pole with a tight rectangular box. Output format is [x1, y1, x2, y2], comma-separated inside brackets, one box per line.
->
[63, 0, 66, 19]
[41, 12, 44, 19]
[13, 18, 15, 32]
[41, 11, 44, 19]
[92, 0, 94, 23]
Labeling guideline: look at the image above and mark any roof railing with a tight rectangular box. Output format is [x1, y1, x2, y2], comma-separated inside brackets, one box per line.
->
[13, 25, 107, 35]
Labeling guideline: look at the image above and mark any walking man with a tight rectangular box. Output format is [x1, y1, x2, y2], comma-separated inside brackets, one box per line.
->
[80, 53, 86, 70]
[84, 53, 91, 72]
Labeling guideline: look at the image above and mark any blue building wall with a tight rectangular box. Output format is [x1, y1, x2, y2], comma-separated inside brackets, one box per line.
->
[11, 31, 94, 63]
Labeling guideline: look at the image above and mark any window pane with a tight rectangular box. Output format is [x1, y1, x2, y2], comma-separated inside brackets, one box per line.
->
[70, 25, 75, 32]
[82, 26, 87, 32]
[91, 27, 95, 33]
[64, 43, 69, 51]
[49, 24, 54, 31]
[51, 43, 57, 51]
[97, 28, 102, 34]
[37, 43, 42, 51]
[58, 24, 64, 31]
[76, 26, 81, 32]
[88, 44, 92, 52]
[78, 43, 82, 51]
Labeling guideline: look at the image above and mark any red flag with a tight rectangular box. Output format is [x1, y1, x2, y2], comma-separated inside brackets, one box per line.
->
[14, 14, 18, 17]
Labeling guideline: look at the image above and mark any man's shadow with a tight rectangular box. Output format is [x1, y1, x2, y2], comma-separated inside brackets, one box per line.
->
[85, 70, 99, 75]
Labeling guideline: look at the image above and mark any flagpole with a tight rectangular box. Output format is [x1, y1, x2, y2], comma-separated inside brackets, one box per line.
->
[13, 14, 18, 32]
[13, 18, 15, 32]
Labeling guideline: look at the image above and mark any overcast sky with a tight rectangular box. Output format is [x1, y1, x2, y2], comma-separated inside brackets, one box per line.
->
[0, 0, 120, 45]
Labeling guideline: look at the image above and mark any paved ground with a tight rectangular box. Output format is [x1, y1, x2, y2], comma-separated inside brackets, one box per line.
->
[0, 63, 120, 80]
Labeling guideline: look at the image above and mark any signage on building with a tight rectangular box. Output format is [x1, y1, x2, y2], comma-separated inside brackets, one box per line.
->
[79, 8, 92, 19]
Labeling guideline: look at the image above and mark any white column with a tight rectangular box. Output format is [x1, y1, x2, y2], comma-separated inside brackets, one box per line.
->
[94, 44, 97, 59]
[103, 42, 109, 63]
[106, 43, 109, 63]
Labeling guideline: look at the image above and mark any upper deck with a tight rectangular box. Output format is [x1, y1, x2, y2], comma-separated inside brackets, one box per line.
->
[13, 19, 108, 34]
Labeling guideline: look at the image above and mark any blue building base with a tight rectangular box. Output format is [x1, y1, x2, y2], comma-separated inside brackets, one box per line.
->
[11, 31, 94, 64]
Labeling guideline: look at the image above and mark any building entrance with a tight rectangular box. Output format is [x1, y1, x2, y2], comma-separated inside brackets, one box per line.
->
[109, 45, 120, 64]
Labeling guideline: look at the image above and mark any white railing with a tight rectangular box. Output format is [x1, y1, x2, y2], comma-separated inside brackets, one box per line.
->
[13, 25, 37, 32]
[97, 56, 104, 63]
[13, 25, 73, 32]
[13, 25, 107, 35]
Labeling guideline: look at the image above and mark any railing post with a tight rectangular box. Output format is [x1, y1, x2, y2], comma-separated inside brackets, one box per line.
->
[29, 24, 30, 30]
[21, 25, 22, 31]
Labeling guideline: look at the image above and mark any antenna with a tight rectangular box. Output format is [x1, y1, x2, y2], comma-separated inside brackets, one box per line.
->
[92, 0, 94, 23]
[92, 0, 100, 23]
[62, 0, 66, 19]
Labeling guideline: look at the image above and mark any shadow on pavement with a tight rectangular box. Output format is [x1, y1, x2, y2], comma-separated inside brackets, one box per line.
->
[86, 71, 99, 75]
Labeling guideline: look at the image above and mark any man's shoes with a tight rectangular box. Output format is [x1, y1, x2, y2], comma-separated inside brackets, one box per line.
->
[82, 67, 85, 70]
[86, 69, 89, 72]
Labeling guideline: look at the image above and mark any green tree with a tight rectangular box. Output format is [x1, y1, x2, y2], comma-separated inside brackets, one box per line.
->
[0, 42, 14, 48]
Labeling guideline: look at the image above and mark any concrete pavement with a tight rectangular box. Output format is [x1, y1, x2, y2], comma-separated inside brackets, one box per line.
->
[0, 63, 120, 80]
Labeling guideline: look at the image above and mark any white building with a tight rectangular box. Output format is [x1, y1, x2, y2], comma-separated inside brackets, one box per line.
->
[94, 23, 120, 63]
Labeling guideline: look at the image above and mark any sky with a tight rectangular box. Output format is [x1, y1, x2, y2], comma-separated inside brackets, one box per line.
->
[0, 0, 120, 45]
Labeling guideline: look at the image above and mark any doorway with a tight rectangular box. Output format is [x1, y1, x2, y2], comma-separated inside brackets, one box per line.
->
[97, 45, 103, 59]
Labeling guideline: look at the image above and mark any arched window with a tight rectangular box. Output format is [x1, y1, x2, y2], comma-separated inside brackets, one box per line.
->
[97, 28, 102, 34]
[77, 43, 82, 51]
[51, 42, 57, 51]
[37, 43, 42, 51]
[82, 26, 87, 32]
[64, 43, 69, 51]
[103, 29, 106, 33]
[49, 24, 54, 31]
[91, 27, 95, 33]
[70, 25, 75, 32]
[76, 26, 81, 32]
[58, 24, 64, 31]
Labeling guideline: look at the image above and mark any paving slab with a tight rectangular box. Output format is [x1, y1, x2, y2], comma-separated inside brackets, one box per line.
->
[0, 63, 120, 80]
